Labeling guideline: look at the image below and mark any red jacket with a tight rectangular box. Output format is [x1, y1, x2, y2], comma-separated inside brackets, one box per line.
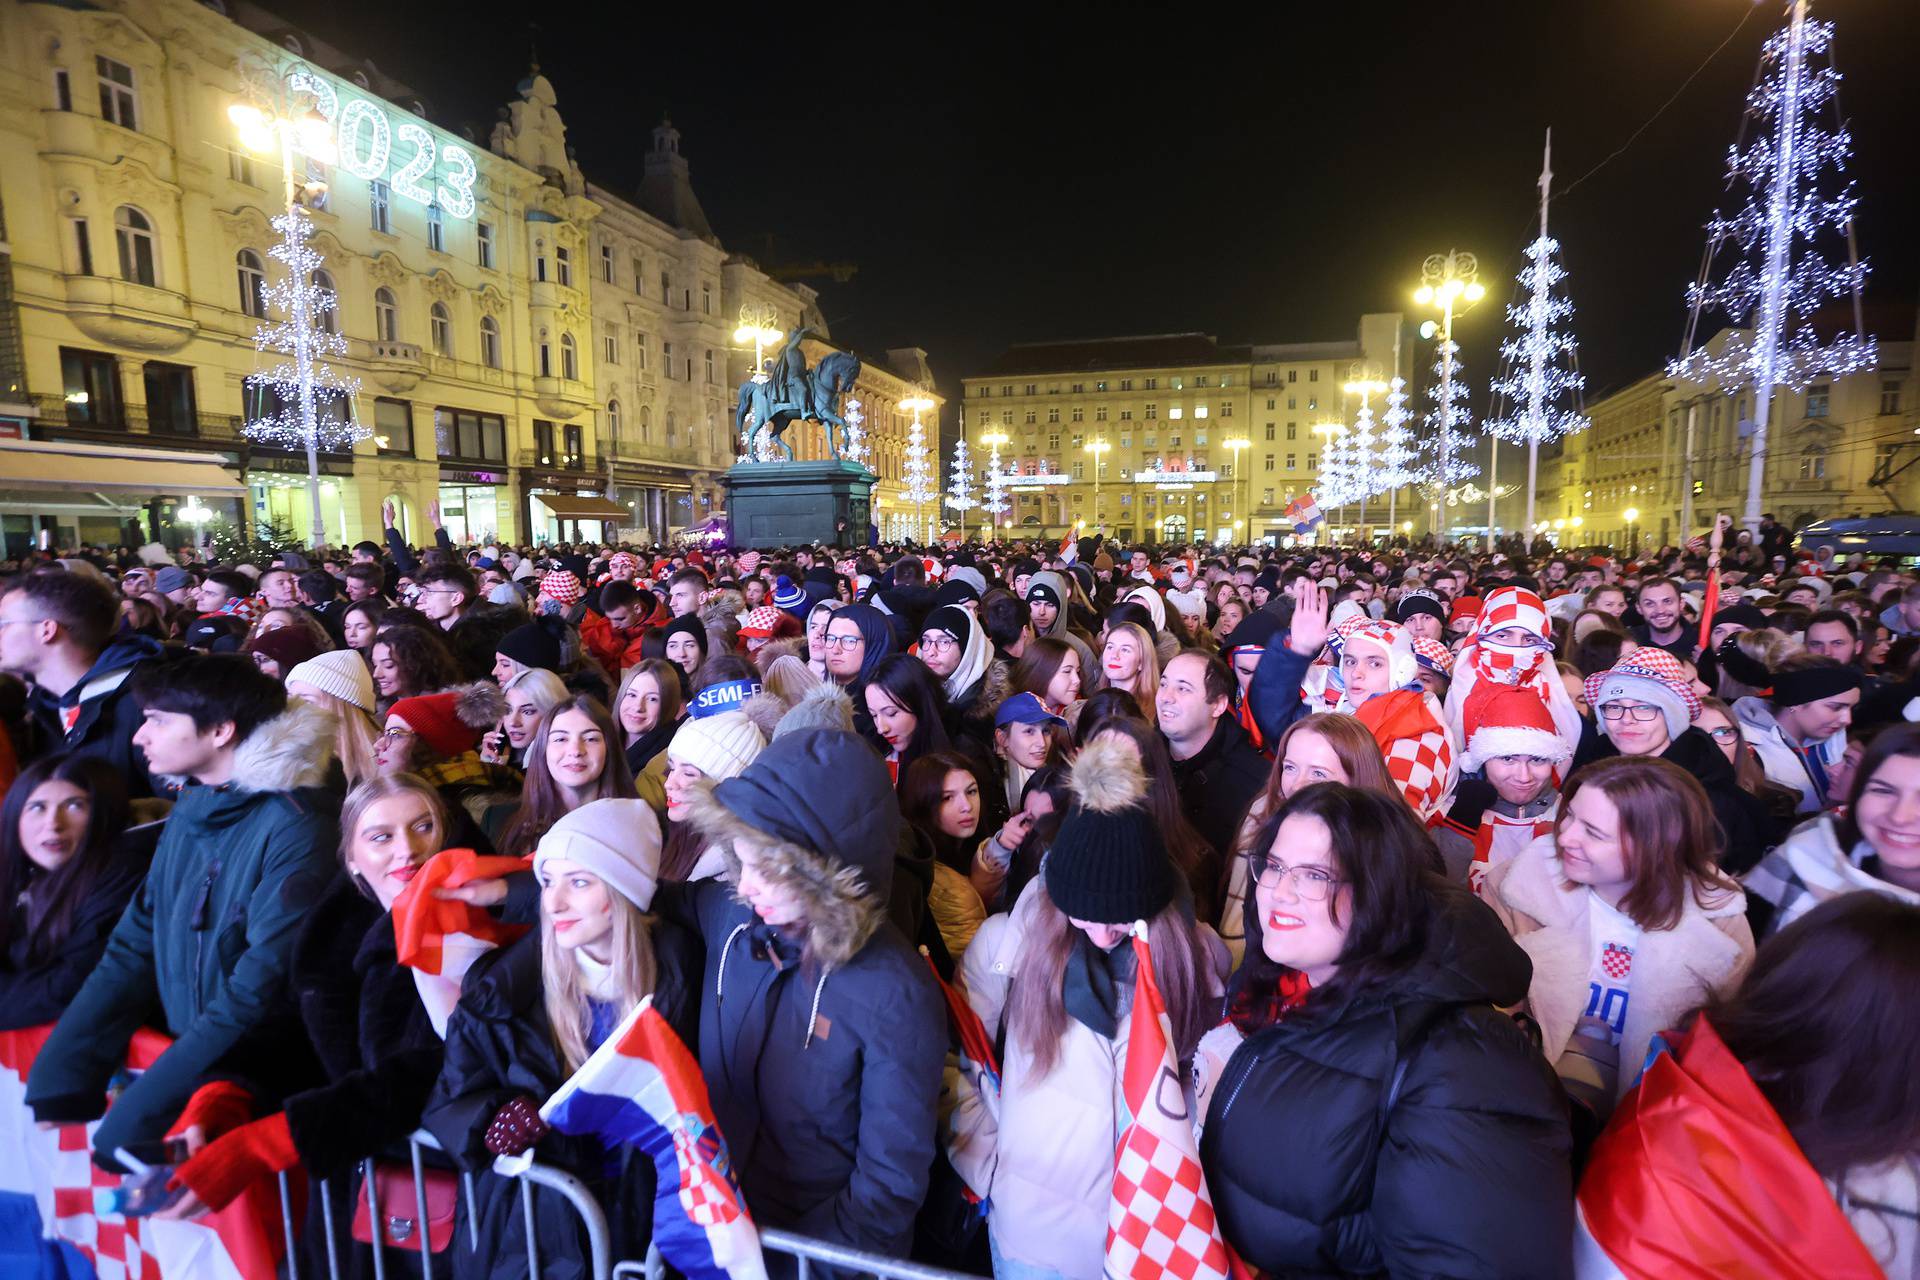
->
[1576, 1015, 1883, 1279]
[578, 611, 648, 674]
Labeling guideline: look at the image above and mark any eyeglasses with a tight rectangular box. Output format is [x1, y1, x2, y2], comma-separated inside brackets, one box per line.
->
[1248, 852, 1343, 902]
[1599, 703, 1663, 723]
[823, 634, 864, 651]
[378, 726, 418, 743]
[919, 635, 960, 654]
[1706, 726, 1739, 743]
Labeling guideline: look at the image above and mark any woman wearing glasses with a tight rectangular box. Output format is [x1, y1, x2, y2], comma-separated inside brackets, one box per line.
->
[822, 603, 895, 754]
[1196, 783, 1573, 1278]
[1579, 649, 1775, 874]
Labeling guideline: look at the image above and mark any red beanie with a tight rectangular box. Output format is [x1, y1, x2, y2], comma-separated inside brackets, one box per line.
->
[387, 683, 502, 758]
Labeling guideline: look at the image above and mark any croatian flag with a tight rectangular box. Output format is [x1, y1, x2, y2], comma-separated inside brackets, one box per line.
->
[543, 999, 768, 1280]
[1283, 494, 1324, 535]
[392, 848, 532, 1037]
[1106, 926, 1231, 1280]
[1058, 531, 1079, 564]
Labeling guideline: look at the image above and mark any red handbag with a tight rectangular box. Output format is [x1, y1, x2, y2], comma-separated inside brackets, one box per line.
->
[350, 1162, 458, 1254]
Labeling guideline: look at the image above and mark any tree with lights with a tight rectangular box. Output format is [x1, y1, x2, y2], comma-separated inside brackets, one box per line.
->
[842, 396, 868, 466]
[1347, 393, 1379, 524]
[981, 436, 1009, 537]
[1422, 342, 1478, 506]
[947, 436, 977, 541]
[902, 410, 937, 542]
[1373, 375, 1418, 532]
[242, 207, 365, 547]
[1671, 0, 1874, 533]
[1489, 132, 1588, 533]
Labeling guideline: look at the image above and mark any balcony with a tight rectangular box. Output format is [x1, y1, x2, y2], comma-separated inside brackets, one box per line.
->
[516, 448, 600, 477]
[361, 339, 424, 394]
[63, 275, 196, 352]
[28, 394, 242, 447]
[527, 280, 577, 312]
[532, 376, 592, 420]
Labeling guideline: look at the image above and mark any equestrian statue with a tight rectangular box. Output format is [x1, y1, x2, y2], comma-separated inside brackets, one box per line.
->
[734, 327, 865, 462]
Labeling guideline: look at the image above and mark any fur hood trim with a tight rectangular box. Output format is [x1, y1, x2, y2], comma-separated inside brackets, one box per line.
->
[976, 657, 1016, 722]
[233, 699, 336, 794]
[773, 680, 854, 739]
[680, 777, 882, 970]
[453, 680, 508, 729]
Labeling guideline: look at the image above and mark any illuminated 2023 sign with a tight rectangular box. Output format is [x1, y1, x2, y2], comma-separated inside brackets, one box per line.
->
[286, 65, 478, 220]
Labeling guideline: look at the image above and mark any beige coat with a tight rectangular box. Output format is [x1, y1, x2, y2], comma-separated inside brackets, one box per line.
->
[1485, 834, 1754, 1101]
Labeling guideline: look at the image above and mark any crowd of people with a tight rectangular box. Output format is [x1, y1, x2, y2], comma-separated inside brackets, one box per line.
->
[0, 517, 1915, 1279]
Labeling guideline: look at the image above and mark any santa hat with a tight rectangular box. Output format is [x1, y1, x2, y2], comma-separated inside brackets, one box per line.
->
[387, 682, 506, 759]
[1462, 686, 1574, 771]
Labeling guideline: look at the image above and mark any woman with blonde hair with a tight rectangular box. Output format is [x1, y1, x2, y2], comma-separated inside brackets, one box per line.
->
[1715, 626, 1795, 702]
[613, 659, 686, 782]
[284, 650, 382, 785]
[425, 799, 700, 1276]
[1095, 620, 1160, 725]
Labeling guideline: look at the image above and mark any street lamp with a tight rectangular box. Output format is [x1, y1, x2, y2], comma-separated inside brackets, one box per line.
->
[1224, 435, 1250, 544]
[1622, 506, 1640, 554]
[1413, 249, 1486, 538]
[732, 305, 786, 377]
[1085, 436, 1111, 535]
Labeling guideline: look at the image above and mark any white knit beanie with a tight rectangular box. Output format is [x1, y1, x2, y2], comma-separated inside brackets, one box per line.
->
[285, 649, 376, 715]
[532, 799, 662, 910]
[667, 710, 766, 782]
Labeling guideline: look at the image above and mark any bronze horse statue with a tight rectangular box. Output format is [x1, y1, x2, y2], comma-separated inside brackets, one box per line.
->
[735, 332, 864, 462]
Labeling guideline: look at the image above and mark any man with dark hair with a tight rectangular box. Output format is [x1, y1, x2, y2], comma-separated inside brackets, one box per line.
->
[296, 568, 347, 643]
[343, 562, 387, 603]
[1631, 576, 1696, 661]
[350, 540, 382, 566]
[579, 579, 653, 673]
[0, 571, 165, 794]
[194, 570, 254, 616]
[26, 654, 335, 1166]
[1157, 648, 1265, 886]
[417, 562, 521, 681]
[667, 567, 710, 618]
[255, 565, 299, 611]
[414, 562, 477, 630]
[1804, 609, 1862, 665]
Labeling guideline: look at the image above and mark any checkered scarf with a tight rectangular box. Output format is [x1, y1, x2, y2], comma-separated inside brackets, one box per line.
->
[1462, 587, 1553, 687]
[1354, 688, 1457, 824]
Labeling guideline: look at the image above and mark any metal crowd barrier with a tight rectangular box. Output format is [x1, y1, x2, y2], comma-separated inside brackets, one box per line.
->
[279, 1130, 978, 1280]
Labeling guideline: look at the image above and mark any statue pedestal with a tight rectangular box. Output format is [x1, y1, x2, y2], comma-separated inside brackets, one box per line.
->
[723, 459, 876, 548]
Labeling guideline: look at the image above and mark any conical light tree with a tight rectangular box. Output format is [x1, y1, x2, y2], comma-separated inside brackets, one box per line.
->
[1490, 132, 1588, 534]
[841, 396, 868, 465]
[1422, 341, 1479, 501]
[1670, 0, 1874, 532]
[1376, 375, 1418, 529]
[1347, 395, 1379, 516]
[947, 436, 977, 541]
[901, 398, 937, 543]
[981, 435, 1009, 535]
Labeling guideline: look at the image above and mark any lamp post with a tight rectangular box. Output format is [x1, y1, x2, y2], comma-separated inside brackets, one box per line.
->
[1085, 436, 1111, 535]
[1224, 436, 1250, 545]
[229, 91, 344, 551]
[1413, 250, 1486, 539]
[1623, 506, 1640, 555]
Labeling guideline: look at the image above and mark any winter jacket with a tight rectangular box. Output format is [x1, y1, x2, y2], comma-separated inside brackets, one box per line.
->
[952, 883, 1226, 1278]
[1733, 695, 1846, 816]
[24, 634, 168, 798]
[1201, 887, 1574, 1279]
[447, 603, 527, 684]
[578, 610, 649, 674]
[1573, 724, 1779, 875]
[1244, 638, 1317, 749]
[26, 703, 338, 1164]
[1484, 835, 1754, 1102]
[872, 583, 937, 651]
[1166, 714, 1267, 915]
[424, 926, 701, 1280]
[0, 822, 157, 1029]
[1742, 813, 1920, 939]
[673, 729, 945, 1263]
[1433, 778, 1558, 890]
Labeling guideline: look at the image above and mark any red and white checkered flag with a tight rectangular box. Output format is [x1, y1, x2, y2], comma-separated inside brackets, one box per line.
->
[1106, 925, 1231, 1280]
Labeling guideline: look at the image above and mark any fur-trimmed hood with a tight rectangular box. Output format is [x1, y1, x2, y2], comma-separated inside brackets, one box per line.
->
[232, 699, 336, 793]
[680, 726, 897, 970]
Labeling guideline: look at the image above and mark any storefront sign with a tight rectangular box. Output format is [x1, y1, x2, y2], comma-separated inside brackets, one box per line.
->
[441, 468, 502, 485]
[248, 454, 352, 477]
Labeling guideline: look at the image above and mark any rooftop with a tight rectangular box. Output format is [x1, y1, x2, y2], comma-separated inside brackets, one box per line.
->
[975, 333, 1250, 379]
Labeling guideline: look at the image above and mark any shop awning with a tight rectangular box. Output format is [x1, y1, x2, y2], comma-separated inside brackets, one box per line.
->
[0, 448, 244, 495]
[536, 493, 627, 519]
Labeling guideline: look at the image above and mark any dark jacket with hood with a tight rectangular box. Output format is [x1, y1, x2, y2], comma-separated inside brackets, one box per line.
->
[25, 702, 338, 1166]
[0, 821, 158, 1029]
[675, 727, 944, 1263]
[1570, 720, 1779, 874]
[1167, 713, 1268, 873]
[1245, 631, 1318, 749]
[1202, 888, 1574, 1279]
[424, 925, 701, 1280]
[25, 633, 168, 798]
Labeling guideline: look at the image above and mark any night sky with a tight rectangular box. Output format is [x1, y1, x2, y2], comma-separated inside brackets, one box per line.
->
[265, 0, 1919, 411]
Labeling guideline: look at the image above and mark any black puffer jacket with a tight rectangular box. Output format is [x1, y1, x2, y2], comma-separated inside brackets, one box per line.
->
[423, 925, 701, 1280]
[0, 824, 155, 1030]
[1201, 889, 1573, 1279]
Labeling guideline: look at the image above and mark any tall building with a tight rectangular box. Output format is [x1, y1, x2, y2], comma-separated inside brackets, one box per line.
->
[0, 0, 938, 554]
[962, 315, 1404, 543]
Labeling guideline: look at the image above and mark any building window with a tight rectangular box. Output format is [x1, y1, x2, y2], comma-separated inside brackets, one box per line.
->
[53, 66, 72, 111]
[666, 411, 677, 446]
[434, 407, 507, 463]
[1308, 369, 1319, 383]
[479, 316, 501, 368]
[601, 244, 614, 283]
[702, 283, 712, 314]
[703, 349, 715, 383]
[1145, 403, 1157, 420]
[632, 257, 644, 291]
[560, 333, 579, 380]
[1221, 402, 1232, 417]
[426, 204, 445, 252]
[310, 269, 338, 334]
[564, 423, 583, 468]
[429, 302, 452, 355]
[1805, 384, 1830, 418]
[662, 341, 673, 378]
[229, 148, 255, 186]
[556, 246, 573, 287]
[1145, 378, 1158, 390]
[96, 56, 137, 129]
[1071, 462, 1085, 480]
[1001, 410, 1013, 426]
[639, 405, 652, 443]
[1047, 408, 1059, 424]
[660, 270, 671, 302]
[539, 339, 551, 377]
[1119, 408, 1132, 421]
[1022, 410, 1035, 425]
[1800, 450, 1826, 480]
[373, 287, 398, 342]
[1095, 406, 1107, 421]
[374, 397, 413, 454]
[60, 347, 121, 426]
[1307, 452, 1318, 469]
[607, 399, 621, 444]
[142, 361, 196, 435]
[369, 179, 391, 233]
[477, 221, 494, 269]
[1883, 381, 1903, 416]
[113, 206, 156, 286]
[1120, 379, 1133, 391]
[1071, 407, 1083, 422]
[69, 217, 94, 275]
[1047, 433, 1060, 451]
[605, 332, 619, 365]
[1287, 423, 1297, 439]
[1287, 370, 1298, 384]
[236, 249, 266, 317]
[636, 332, 647, 370]
[1265, 423, 1275, 441]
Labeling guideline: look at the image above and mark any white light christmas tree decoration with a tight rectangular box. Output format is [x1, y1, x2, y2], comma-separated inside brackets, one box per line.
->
[842, 396, 868, 465]
[1348, 397, 1379, 506]
[242, 208, 365, 454]
[1422, 340, 1479, 494]
[1670, 0, 1874, 531]
[982, 436, 1009, 528]
[1490, 132, 1588, 532]
[947, 437, 977, 516]
[902, 405, 937, 543]
[1376, 376, 1418, 497]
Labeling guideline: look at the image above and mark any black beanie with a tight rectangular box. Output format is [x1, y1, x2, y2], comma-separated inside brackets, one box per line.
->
[924, 605, 971, 643]
[496, 618, 564, 673]
[1044, 734, 1178, 925]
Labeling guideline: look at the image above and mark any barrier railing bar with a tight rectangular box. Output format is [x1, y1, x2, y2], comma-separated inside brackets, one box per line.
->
[409, 1137, 434, 1280]
[277, 1169, 299, 1275]
[365, 1155, 388, 1280]
[757, 1228, 981, 1280]
[320, 1172, 340, 1280]
[519, 1175, 541, 1277]
[513, 1158, 612, 1280]
[462, 1172, 480, 1250]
